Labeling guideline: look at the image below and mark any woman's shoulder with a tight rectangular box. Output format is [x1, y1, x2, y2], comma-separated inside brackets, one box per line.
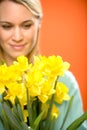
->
[59, 70, 77, 82]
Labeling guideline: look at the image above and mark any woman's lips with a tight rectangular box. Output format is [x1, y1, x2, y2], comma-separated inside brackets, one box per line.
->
[10, 44, 26, 51]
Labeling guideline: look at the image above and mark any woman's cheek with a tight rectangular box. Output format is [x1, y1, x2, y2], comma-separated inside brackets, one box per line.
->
[0, 30, 12, 42]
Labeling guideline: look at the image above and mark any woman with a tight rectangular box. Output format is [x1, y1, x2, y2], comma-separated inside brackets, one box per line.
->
[0, 0, 42, 65]
[0, 0, 87, 130]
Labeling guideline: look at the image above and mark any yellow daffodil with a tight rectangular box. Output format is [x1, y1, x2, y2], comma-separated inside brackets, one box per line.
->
[51, 104, 59, 119]
[55, 82, 70, 104]
[38, 81, 55, 103]
[0, 55, 70, 125]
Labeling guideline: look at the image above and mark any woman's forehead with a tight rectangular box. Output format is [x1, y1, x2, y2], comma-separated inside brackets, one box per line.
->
[0, 0, 35, 23]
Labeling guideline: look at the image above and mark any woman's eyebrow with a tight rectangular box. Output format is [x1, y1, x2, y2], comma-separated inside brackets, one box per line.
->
[22, 19, 34, 24]
[0, 19, 34, 24]
[0, 21, 12, 24]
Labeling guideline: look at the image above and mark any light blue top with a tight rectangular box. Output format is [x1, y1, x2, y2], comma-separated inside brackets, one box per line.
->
[0, 71, 87, 130]
[54, 71, 87, 130]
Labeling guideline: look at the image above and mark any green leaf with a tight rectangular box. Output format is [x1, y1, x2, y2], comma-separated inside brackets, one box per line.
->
[13, 105, 19, 118]
[0, 109, 10, 130]
[13, 97, 24, 122]
[2, 102, 22, 130]
[21, 122, 29, 130]
[17, 104, 24, 121]
[32, 99, 38, 122]
[33, 109, 46, 129]
[66, 111, 87, 130]
[15, 96, 21, 106]
[12, 104, 24, 124]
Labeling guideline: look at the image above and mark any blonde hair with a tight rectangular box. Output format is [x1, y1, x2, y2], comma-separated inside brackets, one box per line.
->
[0, 0, 43, 64]
[0, 0, 43, 18]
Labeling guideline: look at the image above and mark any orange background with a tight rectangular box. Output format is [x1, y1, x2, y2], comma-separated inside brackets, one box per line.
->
[40, 0, 87, 110]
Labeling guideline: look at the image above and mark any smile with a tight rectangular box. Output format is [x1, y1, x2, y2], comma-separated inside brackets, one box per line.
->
[10, 44, 26, 51]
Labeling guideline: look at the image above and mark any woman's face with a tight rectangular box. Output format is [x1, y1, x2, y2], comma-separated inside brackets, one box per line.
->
[0, 1, 40, 64]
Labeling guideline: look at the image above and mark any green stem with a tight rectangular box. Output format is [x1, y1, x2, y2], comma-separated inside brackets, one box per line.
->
[26, 87, 33, 126]
[45, 76, 59, 130]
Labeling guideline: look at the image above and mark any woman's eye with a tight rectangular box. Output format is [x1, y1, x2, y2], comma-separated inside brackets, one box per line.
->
[2, 25, 12, 30]
[23, 24, 33, 29]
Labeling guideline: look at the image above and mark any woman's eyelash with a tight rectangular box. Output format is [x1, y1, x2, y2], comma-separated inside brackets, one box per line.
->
[1, 23, 33, 30]
[23, 23, 33, 28]
[2, 25, 12, 29]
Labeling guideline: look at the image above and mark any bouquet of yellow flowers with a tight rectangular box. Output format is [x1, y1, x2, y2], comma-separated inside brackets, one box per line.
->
[0, 55, 87, 130]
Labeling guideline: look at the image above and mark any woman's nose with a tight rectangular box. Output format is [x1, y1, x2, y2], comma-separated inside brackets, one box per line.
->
[12, 27, 23, 42]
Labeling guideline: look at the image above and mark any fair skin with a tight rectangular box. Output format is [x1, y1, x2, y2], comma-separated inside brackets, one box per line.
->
[0, 1, 40, 65]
